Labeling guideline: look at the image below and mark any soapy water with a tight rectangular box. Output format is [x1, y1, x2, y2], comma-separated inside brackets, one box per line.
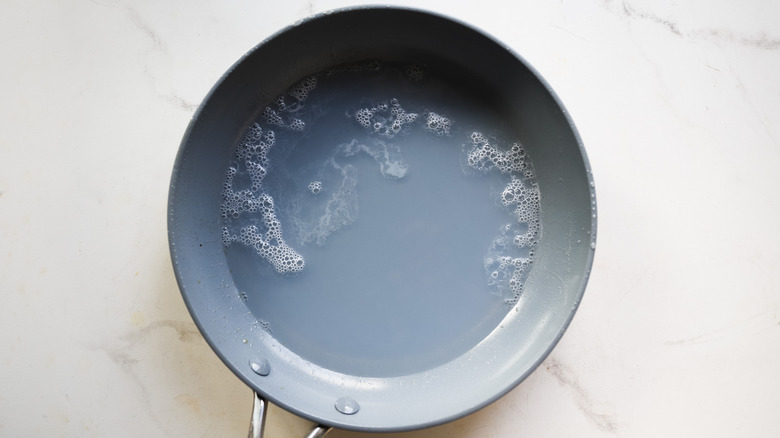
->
[290, 152, 359, 247]
[219, 62, 541, 375]
[220, 62, 540, 303]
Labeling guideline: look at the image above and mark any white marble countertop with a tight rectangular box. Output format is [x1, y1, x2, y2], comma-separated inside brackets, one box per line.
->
[2, 0, 779, 436]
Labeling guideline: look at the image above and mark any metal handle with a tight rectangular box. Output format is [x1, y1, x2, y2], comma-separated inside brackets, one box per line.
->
[303, 425, 332, 438]
[248, 392, 332, 438]
[248, 392, 268, 438]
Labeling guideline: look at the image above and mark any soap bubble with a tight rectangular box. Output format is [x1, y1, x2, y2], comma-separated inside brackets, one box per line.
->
[405, 64, 424, 81]
[424, 112, 451, 136]
[324, 59, 383, 77]
[308, 181, 322, 194]
[351, 98, 419, 139]
[262, 107, 285, 127]
[287, 76, 317, 102]
[466, 132, 533, 175]
[356, 108, 373, 128]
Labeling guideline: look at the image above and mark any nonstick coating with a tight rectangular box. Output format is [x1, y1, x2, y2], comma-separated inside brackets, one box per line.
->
[168, 6, 596, 432]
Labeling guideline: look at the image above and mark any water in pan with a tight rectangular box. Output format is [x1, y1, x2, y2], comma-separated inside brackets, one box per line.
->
[221, 62, 540, 377]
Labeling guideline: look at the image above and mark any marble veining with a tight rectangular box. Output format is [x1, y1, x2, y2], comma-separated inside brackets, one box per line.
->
[664, 310, 777, 346]
[119, 4, 199, 112]
[606, 0, 780, 49]
[161, 93, 198, 112]
[545, 356, 617, 433]
[99, 320, 205, 437]
[125, 6, 164, 50]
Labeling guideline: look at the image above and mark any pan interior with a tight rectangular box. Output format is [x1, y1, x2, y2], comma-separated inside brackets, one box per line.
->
[221, 62, 541, 377]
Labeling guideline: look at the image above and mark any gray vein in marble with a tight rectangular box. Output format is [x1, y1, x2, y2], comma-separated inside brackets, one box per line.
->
[665, 311, 774, 346]
[125, 6, 164, 50]
[550, 23, 589, 42]
[162, 94, 198, 112]
[610, 5, 694, 129]
[724, 62, 780, 147]
[701, 29, 780, 50]
[118, 7, 200, 113]
[296, 0, 316, 18]
[102, 347, 163, 434]
[607, 0, 780, 50]
[545, 356, 617, 433]
[98, 320, 202, 436]
[621, 2, 681, 36]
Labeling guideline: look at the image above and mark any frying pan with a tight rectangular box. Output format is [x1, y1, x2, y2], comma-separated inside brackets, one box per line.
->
[168, 6, 596, 437]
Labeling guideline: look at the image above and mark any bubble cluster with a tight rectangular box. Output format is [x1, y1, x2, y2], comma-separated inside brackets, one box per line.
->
[235, 123, 274, 163]
[262, 107, 305, 132]
[424, 112, 451, 136]
[274, 96, 288, 111]
[355, 108, 373, 128]
[467, 132, 534, 180]
[466, 132, 536, 181]
[405, 64, 424, 81]
[221, 125, 274, 219]
[466, 131, 540, 305]
[257, 319, 272, 333]
[287, 76, 317, 102]
[308, 181, 322, 194]
[222, 203, 305, 275]
[288, 118, 305, 131]
[501, 176, 540, 248]
[324, 59, 383, 77]
[352, 98, 419, 138]
[485, 252, 532, 307]
[221, 122, 305, 274]
[483, 221, 536, 306]
[221, 163, 269, 219]
[262, 107, 284, 126]
[259, 76, 316, 132]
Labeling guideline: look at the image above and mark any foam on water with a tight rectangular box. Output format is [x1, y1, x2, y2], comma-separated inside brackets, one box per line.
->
[218, 62, 543, 375]
[259, 76, 317, 132]
[352, 98, 419, 138]
[424, 112, 451, 136]
[220, 64, 540, 294]
[405, 64, 424, 82]
[307, 181, 322, 194]
[287, 75, 317, 102]
[219, 123, 304, 274]
[464, 131, 541, 304]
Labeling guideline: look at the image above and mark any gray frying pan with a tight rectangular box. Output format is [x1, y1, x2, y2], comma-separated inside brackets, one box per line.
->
[168, 6, 596, 437]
